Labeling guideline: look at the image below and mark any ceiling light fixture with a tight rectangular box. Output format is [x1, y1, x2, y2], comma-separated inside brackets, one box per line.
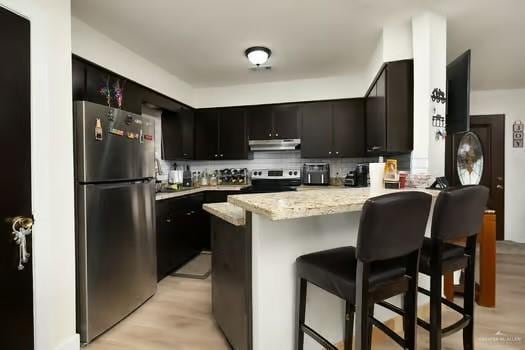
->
[245, 46, 272, 66]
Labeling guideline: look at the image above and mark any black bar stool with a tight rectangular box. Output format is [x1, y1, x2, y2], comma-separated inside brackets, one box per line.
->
[295, 192, 432, 350]
[415, 186, 489, 350]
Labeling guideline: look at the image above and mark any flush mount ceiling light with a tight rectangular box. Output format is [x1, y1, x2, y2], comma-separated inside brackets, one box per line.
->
[245, 46, 272, 66]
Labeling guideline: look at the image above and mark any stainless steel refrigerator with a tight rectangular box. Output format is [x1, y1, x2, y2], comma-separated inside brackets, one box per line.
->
[74, 101, 157, 344]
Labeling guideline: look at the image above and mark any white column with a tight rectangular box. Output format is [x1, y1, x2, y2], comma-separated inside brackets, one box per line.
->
[411, 13, 447, 176]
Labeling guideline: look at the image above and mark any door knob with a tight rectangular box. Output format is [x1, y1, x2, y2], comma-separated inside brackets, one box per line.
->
[7, 216, 33, 231]
[497, 185, 504, 190]
[6, 216, 33, 271]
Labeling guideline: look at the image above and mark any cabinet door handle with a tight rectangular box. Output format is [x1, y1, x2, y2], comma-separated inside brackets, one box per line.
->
[214, 154, 218, 158]
[328, 151, 332, 155]
[368, 146, 382, 151]
[275, 133, 279, 137]
[220, 154, 224, 157]
[166, 218, 172, 223]
[335, 151, 339, 155]
[269, 133, 272, 137]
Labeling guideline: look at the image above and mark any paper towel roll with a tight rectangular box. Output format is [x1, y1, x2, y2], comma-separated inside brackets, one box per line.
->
[369, 162, 385, 190]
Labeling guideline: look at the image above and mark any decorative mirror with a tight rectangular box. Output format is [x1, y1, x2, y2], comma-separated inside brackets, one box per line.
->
[457, 132, 484, 185]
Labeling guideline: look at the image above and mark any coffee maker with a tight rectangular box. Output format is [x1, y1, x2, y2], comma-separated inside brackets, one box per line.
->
[345, 164, 369, 187]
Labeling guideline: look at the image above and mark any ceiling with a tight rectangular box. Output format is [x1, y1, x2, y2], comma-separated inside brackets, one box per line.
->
[72, 0, 525, 90]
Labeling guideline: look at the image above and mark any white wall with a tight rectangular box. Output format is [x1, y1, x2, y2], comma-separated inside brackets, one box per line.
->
[470, 89, 525, 243]
[72, 16, 194, 107]
[193, 72, 367, 108]
[0, 1, 78, 350]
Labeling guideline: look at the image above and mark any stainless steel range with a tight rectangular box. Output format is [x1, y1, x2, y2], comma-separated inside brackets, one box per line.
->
[242, 168, 302, 193]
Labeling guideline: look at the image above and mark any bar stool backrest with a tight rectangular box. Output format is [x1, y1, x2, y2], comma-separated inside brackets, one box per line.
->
[356, 192, 432, 263]
[431, 185, 489, 241]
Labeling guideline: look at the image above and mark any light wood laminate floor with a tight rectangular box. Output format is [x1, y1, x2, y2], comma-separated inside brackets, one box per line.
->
[87, 243, 525, 349]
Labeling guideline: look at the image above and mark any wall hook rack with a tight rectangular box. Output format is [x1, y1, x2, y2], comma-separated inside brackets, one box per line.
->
[430, 88, 447, 104]
[432, 108, 445, 128]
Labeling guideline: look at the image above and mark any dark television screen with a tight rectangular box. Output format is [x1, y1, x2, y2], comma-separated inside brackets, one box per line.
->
[446, 50, 471, 134]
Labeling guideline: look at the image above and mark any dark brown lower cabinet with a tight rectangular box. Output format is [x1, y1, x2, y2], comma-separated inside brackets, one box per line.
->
[156, 191, 240, 281]
[211, 214, 252, 350]
[156, 193, 205, 281]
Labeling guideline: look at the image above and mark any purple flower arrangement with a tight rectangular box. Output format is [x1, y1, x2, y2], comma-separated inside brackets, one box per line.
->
[98, 76, 126, 109]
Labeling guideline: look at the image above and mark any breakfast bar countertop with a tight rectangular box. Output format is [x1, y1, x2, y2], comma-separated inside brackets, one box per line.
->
[155, 185, 249, 201]
[228, 187, 440, 221]
[203, 202, 246, 226]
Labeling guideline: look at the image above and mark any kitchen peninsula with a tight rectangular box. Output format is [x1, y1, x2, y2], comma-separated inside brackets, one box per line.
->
[204, 187, 438, 350]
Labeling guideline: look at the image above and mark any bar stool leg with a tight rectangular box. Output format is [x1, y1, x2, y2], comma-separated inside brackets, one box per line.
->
[367, 304, 374, 348]
[463, 237, 477, 350]
[344, 302, 354, 350]
[355, 262, 371, 350]
[403, 284, 418, 349]
[429, 268, 443, 350]
[404, 251, 419, 350]
[296, 278, 307, 350]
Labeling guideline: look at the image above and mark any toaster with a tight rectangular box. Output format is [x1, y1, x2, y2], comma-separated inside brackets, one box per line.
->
[302, 163, 330, 185]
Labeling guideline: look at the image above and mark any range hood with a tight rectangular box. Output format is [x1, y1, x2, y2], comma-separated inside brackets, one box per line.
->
[249, 139, 301, 151]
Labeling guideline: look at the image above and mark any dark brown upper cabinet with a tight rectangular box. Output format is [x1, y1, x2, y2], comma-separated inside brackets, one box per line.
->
[161, 108, 194, 160]
[194, 107, 249, 160]
[82, 63, 144, 114]
[122, 81, 144, 115]
[301, 101, 333, 158]
[72, 59, 86, 101]
[195, 109, 220, 160]
[332, 99, 365, 157]
[246, 104, 301, 140]
[272, 104, 301, 139]
[247, 106, 273, 140]
[301, 99, 365, 158]
[219, 107, 248, 160]
[365, 59, 413, 155]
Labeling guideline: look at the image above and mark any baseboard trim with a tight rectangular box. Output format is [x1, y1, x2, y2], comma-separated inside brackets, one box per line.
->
[336, 304, 430, 349]
[55, 334, 80, 350]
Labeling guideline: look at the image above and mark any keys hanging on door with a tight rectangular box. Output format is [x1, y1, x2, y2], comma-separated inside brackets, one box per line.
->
[9, 217, 33, 271]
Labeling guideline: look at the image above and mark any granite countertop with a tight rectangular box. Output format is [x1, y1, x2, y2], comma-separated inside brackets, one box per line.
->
[228, 187, 439, 221]
[203, 203, 246, 226]
[155, 185, 249, 201]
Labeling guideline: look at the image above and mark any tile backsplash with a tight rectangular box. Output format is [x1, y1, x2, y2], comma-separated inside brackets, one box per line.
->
[161, 150, 411, 181]
[143, 105, 411, 180]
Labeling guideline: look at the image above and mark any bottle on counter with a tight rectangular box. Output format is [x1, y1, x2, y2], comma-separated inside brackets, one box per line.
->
[209, 170, 218, 186]
[200, 170, 209, 186]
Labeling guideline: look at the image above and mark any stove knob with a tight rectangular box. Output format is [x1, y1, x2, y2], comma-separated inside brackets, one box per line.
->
[289, 171, 293, 176]
[293, 171, 298, 176]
